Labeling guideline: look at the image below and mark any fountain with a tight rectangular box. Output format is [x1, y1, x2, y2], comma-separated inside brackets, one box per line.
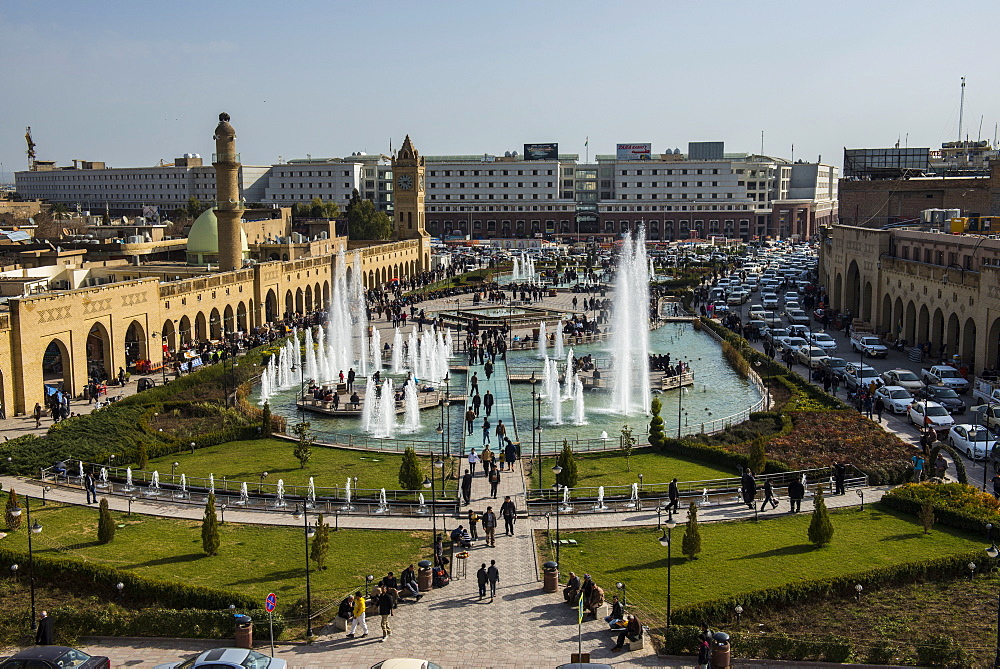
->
[370, 327, 382, 373]
[554, 320, 564, 359]
[373, 379, 396, 438]
[275, 479, 286, 508]
[179, 474, 187, 498]
[416, 492, 429, 514]
[543, 357, 563, 425]
[304, 327, 318, 384]
[209, 473, 215, 496]
[600, 431, 608, 440]
[403, 380, 421, 433]
[342, 476, 355, 511]
[125, 467, 134, 491]
[374, 487, 389, 514]
[560, 485, 573, 512]
[78, 460, 84, 480]
[537, 321, 547, 359]
[351, 254, 371, 376]
[307, 477, 316, 508]
[316, 325, 332, 383]
[238, 481, 249, 505]
[391, 328, 403, 373]
[258, 358, 273, 405]
[625, 482, 639, 510]
[701, 488, 710, 506]
[594, 485, 608, 511]
[328, 250, 354, 377]
[98, 467, 108, 488]
[562, 348, 575, 400]
[360, 376, 377, 432]
[608, 227, 652, 416]
[148, 471, 160, 496]
[572, 374, 587, 425]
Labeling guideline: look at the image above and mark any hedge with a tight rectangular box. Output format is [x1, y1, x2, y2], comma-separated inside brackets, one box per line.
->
[879, 482, 1000, 536]
[50, 606, 285, 645]
[0, 546, 256, 611]
[657, 412, 794, 475]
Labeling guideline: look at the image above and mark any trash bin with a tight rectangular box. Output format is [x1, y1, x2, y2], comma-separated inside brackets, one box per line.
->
[711, 631, 731, 668]
[234, 614, 253, 649]
[548, 289, 557, 297]
[542, 560, 559, 593]
[417, 559, 433, 592]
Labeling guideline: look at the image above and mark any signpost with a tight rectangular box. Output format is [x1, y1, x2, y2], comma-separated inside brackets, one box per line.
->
[265, 592, 277, 656]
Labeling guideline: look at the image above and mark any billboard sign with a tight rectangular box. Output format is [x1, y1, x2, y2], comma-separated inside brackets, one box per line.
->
[141, 205, 160, 223]
[523, 143, 558, 161]
[616, 143, 652, 161]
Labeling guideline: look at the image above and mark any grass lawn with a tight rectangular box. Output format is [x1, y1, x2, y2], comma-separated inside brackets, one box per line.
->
[541, 507, 983, 619]
[149, 438, 458, 496]
[530, 447, 734, 489]
[1, 496, 429, 616]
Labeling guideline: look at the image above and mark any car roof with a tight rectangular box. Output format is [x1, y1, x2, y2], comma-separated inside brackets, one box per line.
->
[373, 660, 442, 669]
[195, 648, 250, 664]
[880, 385, 909, 393]
[9, 647, 79, 660]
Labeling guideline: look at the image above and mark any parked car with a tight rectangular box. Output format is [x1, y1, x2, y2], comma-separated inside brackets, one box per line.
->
[874, 385, 914, 414]
[808, 331, 838, 352]
[918, 385, 967, 414]
[786, 309, 810, 326]
[844, 362, 884, 391]
[921, 365, 970, 394]
[820, 356, 848, 380]
[796, 345, 830, 368]
[907, 400, 956, 433]
[778, 336, 808, 354]
[948, 424, 998, 460]
[881, 368, 924, 393]
[154, 648, 286, 669]
[0, 647, 110, 669]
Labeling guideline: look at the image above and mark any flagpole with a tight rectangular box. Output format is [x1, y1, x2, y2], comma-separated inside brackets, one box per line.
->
[585, 137, 589, 164]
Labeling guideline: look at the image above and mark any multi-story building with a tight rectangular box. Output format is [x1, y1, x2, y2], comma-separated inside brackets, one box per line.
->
[17, 142, 838, 242]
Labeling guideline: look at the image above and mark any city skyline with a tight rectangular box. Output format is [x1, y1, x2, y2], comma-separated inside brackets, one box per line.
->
[2, 0, 997, 180]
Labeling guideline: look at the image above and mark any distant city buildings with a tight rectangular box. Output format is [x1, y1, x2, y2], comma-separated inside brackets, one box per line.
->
[16, 141, 838, 243]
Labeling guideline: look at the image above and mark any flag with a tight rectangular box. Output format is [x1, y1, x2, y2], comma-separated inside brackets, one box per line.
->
[578, 589, 585, 623]
[585, 137, 589, 147]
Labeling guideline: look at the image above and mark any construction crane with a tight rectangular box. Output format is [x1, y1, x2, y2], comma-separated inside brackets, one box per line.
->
[24, 126, 36, 170]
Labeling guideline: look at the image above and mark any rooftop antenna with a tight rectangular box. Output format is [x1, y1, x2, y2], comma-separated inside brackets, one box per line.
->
[760, 130, 764, 156]
[24, 126, 36, 171]
[958, 76, 966, 144]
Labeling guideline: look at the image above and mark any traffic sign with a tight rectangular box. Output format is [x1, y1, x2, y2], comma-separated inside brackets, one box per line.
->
[265, 592, 277, 613]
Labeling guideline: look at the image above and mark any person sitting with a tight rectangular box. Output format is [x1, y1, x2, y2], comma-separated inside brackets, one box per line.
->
[612, 614, 643, 651]
[350, 392, 360, 409]
[337, 593, 355, 626]
[399, 564, 422, 601]
[604, 594, 625, 628]
[563, 571, 581, 603]
[585, 580, 605, 620]
[450, 525, 471, 549]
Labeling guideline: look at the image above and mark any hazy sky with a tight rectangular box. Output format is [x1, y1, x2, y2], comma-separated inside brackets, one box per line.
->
[2, 0, 998, 179]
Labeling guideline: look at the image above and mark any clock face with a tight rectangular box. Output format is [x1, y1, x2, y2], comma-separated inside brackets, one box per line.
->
[397, 174, 413, 190]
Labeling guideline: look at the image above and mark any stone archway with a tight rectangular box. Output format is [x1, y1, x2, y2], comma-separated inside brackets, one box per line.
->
[237, 302, 248, 332]
[893, 297, 904, 336]
[833, 273, 843, 311]
[305, 285, 313, 313]
[86, 322, 113, 382]
[284, 290, 294, 319]
[161, 319, 177, 353]
[932, 308, 945, 355]
[179, 315, 193, 346]
[209, 308, 222, 340]
[322, 281, 330, 308]
[223, 304, 235, 336]
[947, 312, 961, 354]
[916, 304, 930, 346]
[845, 260, 861, 317]
[962, 317, 977, 369]
[195, 312, 208, 342]
[987, 316, 1000, 370]
[903, 301, 916, 344]
[42, 337, 72, 393]
[862, 280, 873, 322]
[295, 288, 304, 314]
[879, 294, 892, 333]
[124, 320, 147, 368]
[266, 289, 278, 323]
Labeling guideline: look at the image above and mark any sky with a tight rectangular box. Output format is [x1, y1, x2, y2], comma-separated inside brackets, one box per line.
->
[2, 0, 998, 181]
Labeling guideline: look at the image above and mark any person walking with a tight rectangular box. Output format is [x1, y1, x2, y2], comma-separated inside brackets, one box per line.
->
[665, 477, 679, 514]
[376, 587, 393, 640]
[472, 392, 482, 417]
[461, 469, 473, 505]
[873, 394, 885, 423]
[741, 468, 757, 510]
[483, 390, 494, 417]
[911, 453, 925, 482]
[762, 478, 779, 509]
[495, 419, 507, 444]
[482, 506, 497, 547]
[468, 508, 480, 540]
[504, 439, 518, 471]
[468, 448, 481, 477]
[481, 445, 494, 474]
[482, 417, 491, 446]
[85, 471, 97, 504]
[347, 368, 356, 392]
[486, 559, 500, 601]
[347, 591, 368, 638]
[35, 611, 54, 645]
[788, 476, 805, 513]
[488, 466, 501, 498]
[476, 563, 488, 600]
[500, 495, 517, 536]
[833, 460, 848, 495]
[484, 360, 494, 380]
[33, 402, 43, 429]
[470, 372, 479, 395]
[465, 408, 476, 435]
[697, 637, 712, 668]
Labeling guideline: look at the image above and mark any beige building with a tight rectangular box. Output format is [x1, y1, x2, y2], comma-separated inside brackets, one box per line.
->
[0, 115, 430, 416]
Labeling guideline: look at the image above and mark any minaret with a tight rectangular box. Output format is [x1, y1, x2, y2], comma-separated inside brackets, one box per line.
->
[212, 112, 244, 271]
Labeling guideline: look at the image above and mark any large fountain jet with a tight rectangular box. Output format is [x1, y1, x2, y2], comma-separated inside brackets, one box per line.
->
[608, 227, 652, 415]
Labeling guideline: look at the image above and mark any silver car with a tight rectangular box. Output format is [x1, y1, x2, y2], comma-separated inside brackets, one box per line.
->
[154, 648, 285, 669]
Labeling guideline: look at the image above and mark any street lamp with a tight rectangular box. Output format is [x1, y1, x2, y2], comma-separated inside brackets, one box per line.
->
[985, 542, 1000, 668]
[365, 573, 375, 598]
[616, 581, 627, 607]
[854, 583, 863, 603]
[292, 504, 316, 637]
[735, 604, 743, 627]
[9, 497, 42, 629]
[676, 374, 686, 439]
[116, 582, 124, 601]
[658, 518, 677, 628]
[171, 461, 180, 479]
[551, 464, 563, 566]
[530, 373, 537, 481]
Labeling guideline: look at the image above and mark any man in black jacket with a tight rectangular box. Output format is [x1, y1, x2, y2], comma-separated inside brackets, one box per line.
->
[483, 390, 495, 417]
[665, 478, 679, 514]
[476, 563, 488, 600]
[500, 495, 517, 536]
[488, 467, 501, 499]
[788, 477, 805, 513]
[461, 469, 473, 505]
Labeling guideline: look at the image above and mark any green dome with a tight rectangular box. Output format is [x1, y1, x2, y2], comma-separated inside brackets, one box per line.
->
[186, 207, 249, 265]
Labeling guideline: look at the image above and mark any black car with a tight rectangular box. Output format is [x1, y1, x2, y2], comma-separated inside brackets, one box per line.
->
[0, 646, 110, 669]
[919, 385, 967, 414]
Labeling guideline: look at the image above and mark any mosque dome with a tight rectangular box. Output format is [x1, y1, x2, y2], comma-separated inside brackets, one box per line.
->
[186, 207, 249, 265]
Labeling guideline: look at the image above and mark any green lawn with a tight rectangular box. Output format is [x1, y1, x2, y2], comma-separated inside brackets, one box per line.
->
[1, 496, 428, 614]
[531, 447, 734, 489]
[545, 507, 983, 616]
[149, 438, 457, 495]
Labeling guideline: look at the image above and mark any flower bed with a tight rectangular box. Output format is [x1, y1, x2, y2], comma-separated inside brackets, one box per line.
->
[881, 481, 1000, 534]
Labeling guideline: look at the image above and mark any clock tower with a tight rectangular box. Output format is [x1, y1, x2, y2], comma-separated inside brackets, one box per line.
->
[392, 135, 431, 270]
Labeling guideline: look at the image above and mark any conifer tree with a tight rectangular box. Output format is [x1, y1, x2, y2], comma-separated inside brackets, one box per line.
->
[97, 498, 115, 544]
[681, 501, 702, 559]
[311, 514, 330, 569]
[202, 493, 221, 556]
[398, 447, 423, 490]
[808, 487, 834, 547]
[555, 440, 578, 489]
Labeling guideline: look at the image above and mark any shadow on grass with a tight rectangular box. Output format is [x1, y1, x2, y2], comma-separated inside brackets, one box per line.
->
[880, 532, 924, 541]
[735, 543, 816, 560]
[130, 553, 204, 568]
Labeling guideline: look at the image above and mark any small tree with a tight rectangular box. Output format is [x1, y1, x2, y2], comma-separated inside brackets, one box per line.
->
[919, 501, 936, 534]
[681, 501, 702, 559]
[620, 424, 637, 472]
[5, 488, 22, 530]
[97, 498, 115, 544]
[648, 397, 666, 450]
[261, 401, 273, 438]
[398, 447, 423, 490]
[311, 514, 330, 569]
[555, 440, 578, 489]
[202, 493, 221, 556]
[808, 487, 835, 547]
[747, 437, 766, 474]
[137, 443, 149, 471]
[291, 421, 314, 468]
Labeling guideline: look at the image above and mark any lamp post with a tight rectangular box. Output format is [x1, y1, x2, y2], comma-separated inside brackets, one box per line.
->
[9, 496, 42, 629]
[259, 471, 269, 495]
[616, 581, 627, 607]
[535, 396, 543, 489]
[171, 461, 180, 480]
[292, 504, 316, 637]
[735, 604, 743, 627]
[986, 542, 1000, 668]
[552, 464, 563, 566]
[116, 581, 124, 601]
[676, 370, 685, 439]
[444, 373, 451, 458]
[530, 372, 537, 481]
[854, 583, 863, 603]
[658, 518, 677, 628]
[365, 573, 374, 598]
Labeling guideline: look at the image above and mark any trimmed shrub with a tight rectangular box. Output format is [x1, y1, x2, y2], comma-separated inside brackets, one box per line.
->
[51, 606, 284, 644]
[398, 447, 423, 490]
[5, 488, 21, 530]
[555, 440, 578, 489]
[97, 498, 115, 544]
[808, 488, 834, 547]
[648, 397, 666, 451]
[202, 493, 220, 556]
[681, 501, 702, 560]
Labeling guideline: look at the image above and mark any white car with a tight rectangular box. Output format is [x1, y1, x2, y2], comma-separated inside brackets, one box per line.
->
[907, 400, 956, 432]
[796, 345, 829, 368]
[783, 291, 799, 302]
[748, 305, 766, 320]
[881, 368, 924, 393]
[154, 648, 287, 669]
[808, 332, 838, 352]
[779, 336, 808, 353]
[874, 385, 913, 414]
[762, 293, 779, 308]
[948, 424, 998, 460]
